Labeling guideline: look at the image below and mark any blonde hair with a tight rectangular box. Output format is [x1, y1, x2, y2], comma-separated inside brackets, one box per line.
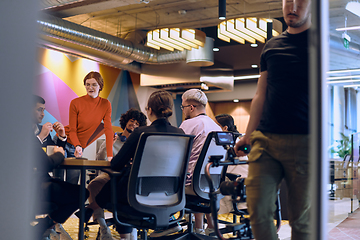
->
[182, 89, 208, 106]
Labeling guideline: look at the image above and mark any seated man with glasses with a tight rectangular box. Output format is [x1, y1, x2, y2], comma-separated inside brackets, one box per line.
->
[180, 89, 221, 235]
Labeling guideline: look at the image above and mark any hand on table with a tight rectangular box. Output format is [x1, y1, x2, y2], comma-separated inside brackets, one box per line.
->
[53, 146, 65, 156]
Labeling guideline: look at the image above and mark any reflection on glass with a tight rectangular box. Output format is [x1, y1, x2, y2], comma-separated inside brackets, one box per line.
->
[328, 0, 360, 238]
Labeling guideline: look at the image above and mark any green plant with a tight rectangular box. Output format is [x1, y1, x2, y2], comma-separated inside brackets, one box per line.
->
[331, 133, 351, 158]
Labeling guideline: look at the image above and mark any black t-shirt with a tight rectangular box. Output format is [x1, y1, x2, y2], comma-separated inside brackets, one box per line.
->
[257, 30, 309, 134]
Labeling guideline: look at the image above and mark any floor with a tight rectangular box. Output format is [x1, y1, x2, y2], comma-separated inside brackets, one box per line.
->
[277, 197, 360, 240]
[59, 198, 360, 240]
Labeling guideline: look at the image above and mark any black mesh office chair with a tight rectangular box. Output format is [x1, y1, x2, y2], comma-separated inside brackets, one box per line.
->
[184, 131, 228, 238]
[104, 132, 194, 240]
[184, 131, 281, 239]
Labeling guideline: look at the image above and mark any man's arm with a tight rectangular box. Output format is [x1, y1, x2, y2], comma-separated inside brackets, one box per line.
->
[53, 121, 67, 148]
[235, 71, 268, 156]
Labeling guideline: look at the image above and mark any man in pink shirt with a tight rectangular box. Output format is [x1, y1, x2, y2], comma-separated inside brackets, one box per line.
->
[179, 89, 221, 235]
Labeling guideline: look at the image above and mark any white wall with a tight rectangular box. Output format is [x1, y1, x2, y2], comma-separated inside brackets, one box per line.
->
[206, 81, 257, 102]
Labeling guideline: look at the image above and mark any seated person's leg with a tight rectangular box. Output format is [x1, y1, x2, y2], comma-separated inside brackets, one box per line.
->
[87, 172, 110, 215]
[48, 178, 88, 224]
[194, 213, 204, 234]
[38, 179, 88, 240]
[94, 181, 116, 240]
[115, 225, 133, 240]
[96, 177, 131, 240]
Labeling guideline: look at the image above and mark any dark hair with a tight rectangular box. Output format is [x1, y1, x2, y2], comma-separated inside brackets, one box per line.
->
[147, 90, 173, 119]
[119, 108, 147, 129]
[83, 71, 104, 91]
[215, 114, 238, 133]
[34, 95, 45, 106]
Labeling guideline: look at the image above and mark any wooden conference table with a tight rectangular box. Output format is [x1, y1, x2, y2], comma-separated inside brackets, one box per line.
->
[59, 158, 111, 240]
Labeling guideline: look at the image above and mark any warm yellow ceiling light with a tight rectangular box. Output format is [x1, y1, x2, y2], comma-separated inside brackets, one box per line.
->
[146, 28, 206, 51]
[218, 18, 282, 44]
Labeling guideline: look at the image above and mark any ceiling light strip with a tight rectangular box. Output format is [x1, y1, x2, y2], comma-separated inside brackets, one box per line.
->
[336, 26, 360, 31]
[328, 74, 360, 80]
[236, 74, 360, 82]
[234, 75, 260, 80]
[344, 84, 360, 88]
[328, 68, 360, 74]
[327, 79, 360, 84]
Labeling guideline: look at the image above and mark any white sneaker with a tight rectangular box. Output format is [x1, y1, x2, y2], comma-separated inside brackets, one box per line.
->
[43, 228, 60, 240]
[205, 227, 215, 236]
[130, 228, 137, 240]
[194, 228, 205, 235]
[55, 223, 73, 240]
[99, 226, 114, 240]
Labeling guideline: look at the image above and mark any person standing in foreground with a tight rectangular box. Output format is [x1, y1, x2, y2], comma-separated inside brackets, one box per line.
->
[234, 1, 311, 240]
[64, 71, 114, 184]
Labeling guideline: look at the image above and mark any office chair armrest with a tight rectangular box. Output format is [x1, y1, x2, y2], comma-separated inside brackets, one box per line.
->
[101, 168, 123, 177]
[226, 173, 241, 181]
[106, 168, 133, 228]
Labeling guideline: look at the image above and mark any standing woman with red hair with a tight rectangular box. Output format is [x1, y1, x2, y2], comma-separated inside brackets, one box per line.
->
[64, 71, 114, 184]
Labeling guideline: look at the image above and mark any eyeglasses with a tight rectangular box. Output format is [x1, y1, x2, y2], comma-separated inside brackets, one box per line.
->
[180, 104, 193, 110]
[85, 83, 99, 88]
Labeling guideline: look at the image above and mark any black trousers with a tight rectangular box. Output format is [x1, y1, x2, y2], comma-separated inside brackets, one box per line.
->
[40, 178, 89, 223]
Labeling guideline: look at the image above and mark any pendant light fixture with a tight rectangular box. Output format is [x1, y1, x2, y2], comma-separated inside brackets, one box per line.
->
[146, 28, 206, 51]
[218, 17, 282, 44]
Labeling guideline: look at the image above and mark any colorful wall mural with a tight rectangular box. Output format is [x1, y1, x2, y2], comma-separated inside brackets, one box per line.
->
[34, 48, 181, 155]
[35, 48, 144, 130]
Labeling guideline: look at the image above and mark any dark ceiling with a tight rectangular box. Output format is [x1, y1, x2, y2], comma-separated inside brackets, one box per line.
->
[39, 0, 360, 89]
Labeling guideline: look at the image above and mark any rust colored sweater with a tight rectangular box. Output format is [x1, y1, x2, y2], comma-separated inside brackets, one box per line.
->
[66, 94, 113, 158]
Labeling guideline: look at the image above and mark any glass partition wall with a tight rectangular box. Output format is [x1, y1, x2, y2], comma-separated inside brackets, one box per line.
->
[327, 0, 360, 238]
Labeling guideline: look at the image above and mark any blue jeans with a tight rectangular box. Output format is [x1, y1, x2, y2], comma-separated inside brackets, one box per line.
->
[245, 131, 310, 240]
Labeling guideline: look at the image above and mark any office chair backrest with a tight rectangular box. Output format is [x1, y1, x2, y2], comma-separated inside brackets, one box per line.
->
[127, 132, 194, 227]
[191, 131, 228, 200]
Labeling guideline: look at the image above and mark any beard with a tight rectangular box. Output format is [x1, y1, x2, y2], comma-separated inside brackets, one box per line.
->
[285, 13, 310, 29]
[126, 127, 133, 133]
